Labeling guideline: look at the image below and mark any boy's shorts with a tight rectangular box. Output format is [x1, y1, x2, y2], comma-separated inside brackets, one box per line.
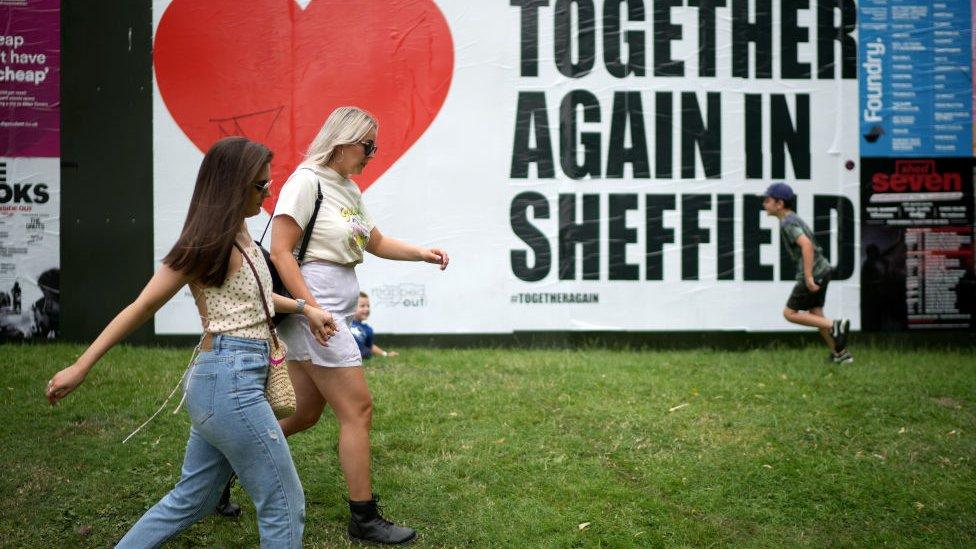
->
[786, 270, 832, 311]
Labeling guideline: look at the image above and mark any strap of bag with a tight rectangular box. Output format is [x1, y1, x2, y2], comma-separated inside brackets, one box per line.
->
[123, 244, 281, 444]
[296, 183, 323, 263]
[258, 168, 324, 264]
[234, 242, 282, 351]
[122, 334, 203, 444]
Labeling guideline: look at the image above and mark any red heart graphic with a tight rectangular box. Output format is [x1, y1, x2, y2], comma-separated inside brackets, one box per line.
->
[154, 0, 453, 212]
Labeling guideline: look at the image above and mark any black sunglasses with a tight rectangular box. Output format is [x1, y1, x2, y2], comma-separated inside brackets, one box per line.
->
[360, 140, 377, 157]
[253, 178, 272, 194]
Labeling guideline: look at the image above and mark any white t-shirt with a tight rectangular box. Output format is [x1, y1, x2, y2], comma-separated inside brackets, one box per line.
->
[272, 164, 374, 265]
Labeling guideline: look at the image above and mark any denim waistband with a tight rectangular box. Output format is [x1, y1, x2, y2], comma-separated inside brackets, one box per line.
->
[211, 334, 270, 354]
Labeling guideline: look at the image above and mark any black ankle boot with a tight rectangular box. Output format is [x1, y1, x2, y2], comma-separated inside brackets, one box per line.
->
[348, 495, 416, 545]
[215, 474, 242, 518]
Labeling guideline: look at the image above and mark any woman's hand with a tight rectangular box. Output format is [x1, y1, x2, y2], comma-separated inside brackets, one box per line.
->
[421, 248, 450, 271]
[45, 364, 88, 406]
[42, 264, 191, 407]
[305, 306, 338, 347]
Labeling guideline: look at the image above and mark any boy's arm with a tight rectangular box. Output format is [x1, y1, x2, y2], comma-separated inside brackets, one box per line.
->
[371, 344, 398, 357]
[796, 234, 819, 291]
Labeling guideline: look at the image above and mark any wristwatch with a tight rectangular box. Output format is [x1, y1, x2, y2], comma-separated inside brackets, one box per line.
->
[295, 298, 306, 314]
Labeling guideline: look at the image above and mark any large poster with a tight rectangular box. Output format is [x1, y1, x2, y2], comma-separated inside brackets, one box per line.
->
[858, 0, 972, 157]
[858, 0, 975, 331]
[0, 0, 60, 341]
[860, 158, 974, 330]
[153, 0, 861, 334]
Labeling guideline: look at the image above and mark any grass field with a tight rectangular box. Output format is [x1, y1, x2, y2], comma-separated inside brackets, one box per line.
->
[2, 343, 975, 547]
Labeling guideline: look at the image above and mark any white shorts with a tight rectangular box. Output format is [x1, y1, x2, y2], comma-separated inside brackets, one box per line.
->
[278, 260, 363, 367]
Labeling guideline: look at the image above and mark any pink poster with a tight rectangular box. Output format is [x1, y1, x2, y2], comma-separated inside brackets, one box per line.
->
[0, 0, 59, 158]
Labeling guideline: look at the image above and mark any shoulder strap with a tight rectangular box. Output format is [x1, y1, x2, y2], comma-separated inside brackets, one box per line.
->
[297, 180, 323, 262]
[258, 168, 324, 262]
[234, 242, 281, 350]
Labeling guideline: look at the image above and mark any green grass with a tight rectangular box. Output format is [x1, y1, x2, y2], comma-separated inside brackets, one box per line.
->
[2, 343, 975, 548]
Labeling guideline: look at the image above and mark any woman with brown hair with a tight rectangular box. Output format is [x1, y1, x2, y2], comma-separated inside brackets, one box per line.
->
[45, 136, 337, 548]
[270, 106, 448, 544]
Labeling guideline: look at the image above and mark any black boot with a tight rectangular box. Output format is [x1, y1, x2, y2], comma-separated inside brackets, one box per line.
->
[348, 495, 417, 545]
[215, 474, 242, 518]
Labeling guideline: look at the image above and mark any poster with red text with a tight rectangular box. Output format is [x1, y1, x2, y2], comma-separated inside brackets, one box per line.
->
[860, 158, 975, 330]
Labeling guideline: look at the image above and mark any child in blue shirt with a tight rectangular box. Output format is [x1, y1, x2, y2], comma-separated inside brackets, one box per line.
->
[763, 183, 852, 363]
[350, 292, 398, 359]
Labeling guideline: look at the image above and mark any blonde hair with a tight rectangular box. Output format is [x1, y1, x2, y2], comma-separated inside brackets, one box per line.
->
[303, 106, 377, 168]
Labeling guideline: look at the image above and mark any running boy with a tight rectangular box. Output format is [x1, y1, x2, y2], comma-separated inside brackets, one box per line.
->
[763, 183, 852, 363]
[350, 292, 398, 359]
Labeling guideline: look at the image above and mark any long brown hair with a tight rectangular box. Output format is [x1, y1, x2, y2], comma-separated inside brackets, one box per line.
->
[163, 136, 272, 286]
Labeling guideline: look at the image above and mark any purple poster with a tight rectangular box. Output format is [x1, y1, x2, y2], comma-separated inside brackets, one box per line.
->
[0, 0, 59, 158]
[0, 1, 60, 341]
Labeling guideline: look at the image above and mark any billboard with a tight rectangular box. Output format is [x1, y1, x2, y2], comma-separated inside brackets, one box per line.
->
[152, 0, 864, 334]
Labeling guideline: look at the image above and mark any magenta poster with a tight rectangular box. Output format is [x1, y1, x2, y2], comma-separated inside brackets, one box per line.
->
[0, 0, 59, 158]
[0, 0, 60, 341]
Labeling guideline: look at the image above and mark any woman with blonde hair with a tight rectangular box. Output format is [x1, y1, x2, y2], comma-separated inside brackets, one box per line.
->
[270, 106, 448, 544]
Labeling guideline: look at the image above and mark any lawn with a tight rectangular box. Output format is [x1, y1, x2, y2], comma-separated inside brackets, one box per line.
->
[2, 343, 974, 547]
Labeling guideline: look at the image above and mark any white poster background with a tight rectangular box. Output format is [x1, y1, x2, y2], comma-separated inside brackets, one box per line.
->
[0, 157, 60, 339]
[153, 0, 860, 334]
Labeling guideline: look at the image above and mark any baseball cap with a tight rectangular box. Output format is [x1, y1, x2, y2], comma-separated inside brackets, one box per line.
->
[763, 182, 795, 201]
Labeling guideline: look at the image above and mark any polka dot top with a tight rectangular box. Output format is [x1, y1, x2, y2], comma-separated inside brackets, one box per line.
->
[200, 244, 273, 339]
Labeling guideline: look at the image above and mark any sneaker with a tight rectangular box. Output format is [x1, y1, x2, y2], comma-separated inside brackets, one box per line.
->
[831, 319, 849, 352]
[831, 349, 854, 364]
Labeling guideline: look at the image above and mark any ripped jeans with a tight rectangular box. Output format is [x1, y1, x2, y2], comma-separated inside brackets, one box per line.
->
[117, 335, 304, 549]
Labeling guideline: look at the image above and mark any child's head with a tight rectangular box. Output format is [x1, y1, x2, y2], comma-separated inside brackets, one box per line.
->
[762, 182, 796, 216]
[355, 291, 371, 322]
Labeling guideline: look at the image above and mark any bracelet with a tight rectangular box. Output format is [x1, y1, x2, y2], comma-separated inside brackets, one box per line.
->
[382, 351, 389, 357]
[295, 298, 306, 314]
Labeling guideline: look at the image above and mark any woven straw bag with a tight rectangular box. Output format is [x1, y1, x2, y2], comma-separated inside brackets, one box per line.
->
[265, 356, 296, 419]
[236, 242, 296, 419]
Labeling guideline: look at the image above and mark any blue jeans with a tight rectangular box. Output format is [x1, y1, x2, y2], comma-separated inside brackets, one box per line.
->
[117, 335, 305, 548]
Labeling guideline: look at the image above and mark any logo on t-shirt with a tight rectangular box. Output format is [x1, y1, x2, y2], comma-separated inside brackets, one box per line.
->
[341, 206, 371, 253]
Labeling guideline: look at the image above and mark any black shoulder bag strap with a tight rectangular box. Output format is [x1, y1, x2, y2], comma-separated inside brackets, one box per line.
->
[295, 183, 323, 263]
[258, 167, 324, 262]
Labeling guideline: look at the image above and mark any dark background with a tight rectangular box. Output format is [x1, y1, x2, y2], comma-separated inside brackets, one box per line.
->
[61, 1, 153, 343]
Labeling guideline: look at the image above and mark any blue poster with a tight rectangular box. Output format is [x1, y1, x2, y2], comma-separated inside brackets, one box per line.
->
[859, 0, 973, 157]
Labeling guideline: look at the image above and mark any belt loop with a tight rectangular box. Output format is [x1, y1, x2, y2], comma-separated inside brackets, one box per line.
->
[212, 333, 222, 352]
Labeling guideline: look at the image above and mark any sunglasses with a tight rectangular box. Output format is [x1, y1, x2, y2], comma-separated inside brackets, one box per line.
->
[360, 140, 377, 157]
[253, 178, 273, 194]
